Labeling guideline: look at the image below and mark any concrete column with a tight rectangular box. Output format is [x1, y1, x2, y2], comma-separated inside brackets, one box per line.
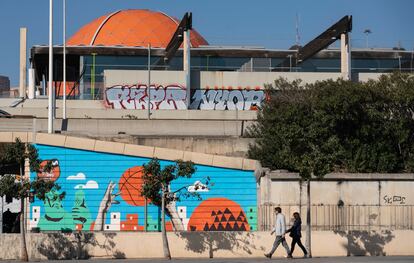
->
[183, 30, 191, 108]
[28, 68, 35, 99]
[340, 33, 351, 80]
[19, 27, 27, 98]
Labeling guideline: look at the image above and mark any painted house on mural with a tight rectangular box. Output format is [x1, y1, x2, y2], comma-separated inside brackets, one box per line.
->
[27, 9, 412, 109]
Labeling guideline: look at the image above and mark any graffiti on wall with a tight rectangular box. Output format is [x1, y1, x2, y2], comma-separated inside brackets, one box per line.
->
[105, 84, 265, 110]
[30, 145, 257, 232]
[190, 89, 265, 110]
[383, 195, 406, 205]
[105, 84, 187, 110]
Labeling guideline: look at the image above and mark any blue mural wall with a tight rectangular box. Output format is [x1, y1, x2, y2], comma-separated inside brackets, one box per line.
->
[29, 144, 257, 232]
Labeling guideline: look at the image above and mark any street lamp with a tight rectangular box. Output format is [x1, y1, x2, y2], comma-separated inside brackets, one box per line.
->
[363, 29, 372, 49]
[63, 0, 67, 119]
[48, 0, 54, 133]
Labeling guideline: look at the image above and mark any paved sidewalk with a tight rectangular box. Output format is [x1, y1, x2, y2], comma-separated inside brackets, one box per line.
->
[2, 256, 414, 263]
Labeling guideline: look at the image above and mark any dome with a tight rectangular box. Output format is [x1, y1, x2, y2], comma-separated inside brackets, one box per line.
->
[67, 9, 208, 48]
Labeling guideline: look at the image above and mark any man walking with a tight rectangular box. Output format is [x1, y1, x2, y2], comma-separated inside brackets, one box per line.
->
[265, 207, 291, 259]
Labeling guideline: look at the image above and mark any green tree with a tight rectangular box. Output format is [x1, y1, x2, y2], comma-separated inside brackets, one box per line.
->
[248, 73, 414, 257]
[140, 158, 209, 259]
[0, 138, 62, 261]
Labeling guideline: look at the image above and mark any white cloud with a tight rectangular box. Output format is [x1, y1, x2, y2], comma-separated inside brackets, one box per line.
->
[188, 181, 209, 192]
[75, 180, 99, 189]
[67, 173, 86, 181]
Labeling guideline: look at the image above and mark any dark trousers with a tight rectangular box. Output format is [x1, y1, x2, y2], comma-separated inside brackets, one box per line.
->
[290, 236, 307, 255]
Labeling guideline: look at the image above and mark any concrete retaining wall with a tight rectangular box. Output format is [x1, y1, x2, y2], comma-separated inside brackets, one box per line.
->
[259, 171, 414, 231]
[1, 230, 413, 260]
[94, 135, 253, 158]
[0, 117, 255, 137]
[104, 70, 343, 92]
[0, 131, 257, 171]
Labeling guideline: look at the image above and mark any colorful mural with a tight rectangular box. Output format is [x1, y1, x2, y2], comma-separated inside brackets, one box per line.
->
[30, 145, 257, 232]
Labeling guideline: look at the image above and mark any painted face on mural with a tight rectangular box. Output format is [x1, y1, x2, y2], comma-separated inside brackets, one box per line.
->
[38, 159, 60, 182]
[44, 189, 65, 221]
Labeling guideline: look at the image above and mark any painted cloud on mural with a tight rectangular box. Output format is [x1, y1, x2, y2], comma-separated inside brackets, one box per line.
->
[75, 180, 99, 189]
[188, 181, 209, 192]
[67, 172, 86, 180]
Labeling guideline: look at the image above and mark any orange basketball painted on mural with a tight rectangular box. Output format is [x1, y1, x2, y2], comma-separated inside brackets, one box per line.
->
[119, 166, 146, 206]
[187, 197, 250, 231]
[37, 159, 60, 182]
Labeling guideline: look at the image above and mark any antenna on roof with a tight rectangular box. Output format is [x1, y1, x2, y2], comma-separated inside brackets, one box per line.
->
[295, 13, 301, 48]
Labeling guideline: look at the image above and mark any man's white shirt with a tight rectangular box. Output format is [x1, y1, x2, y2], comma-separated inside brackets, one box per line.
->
[272, 213, 286, 236]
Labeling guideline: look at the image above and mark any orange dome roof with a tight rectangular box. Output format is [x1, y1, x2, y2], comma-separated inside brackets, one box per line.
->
[67, 9, 208, 48]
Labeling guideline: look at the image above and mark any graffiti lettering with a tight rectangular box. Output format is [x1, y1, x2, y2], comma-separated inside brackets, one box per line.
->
[106, 85, 265, 110]
[105, 85, 187, 110]
[190, 89, 265, 110]
[383, 195, 406, 205]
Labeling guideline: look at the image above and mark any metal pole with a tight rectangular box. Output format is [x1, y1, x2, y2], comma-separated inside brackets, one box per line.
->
[147, 43, 151, 119]
[0, 196, 3, 234]
[48, 0, 54, 133]
[91, 53, 96, 99]
[398, 55, 402, 71]
[183, 29, 191, 108]
[63, 0, 66, 119]
[340, 33, 351, 80]
[144, 198, 148, 232]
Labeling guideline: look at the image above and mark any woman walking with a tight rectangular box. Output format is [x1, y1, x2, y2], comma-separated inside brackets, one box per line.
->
[286, 212, 308, 258]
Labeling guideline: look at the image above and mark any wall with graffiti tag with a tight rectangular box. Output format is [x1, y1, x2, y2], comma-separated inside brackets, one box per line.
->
[104, 70, 341, 111]
[29, 145, 257, 232]
[103, 70, 269, 111]
[105, 84, 265, 110]
[190, 89, 264, 110]
[105, 85, 187, 110]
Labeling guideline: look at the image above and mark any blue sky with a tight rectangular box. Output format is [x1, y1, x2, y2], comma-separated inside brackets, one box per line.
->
[0, 0, 413, 86]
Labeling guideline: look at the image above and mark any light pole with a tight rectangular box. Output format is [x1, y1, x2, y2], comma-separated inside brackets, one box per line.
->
[0, 196, 3, 234]
[363, 29, 372, 49]
[147, 43, 151, 120]
[48, 0, 54, 133]
[63, 0, 67, 119]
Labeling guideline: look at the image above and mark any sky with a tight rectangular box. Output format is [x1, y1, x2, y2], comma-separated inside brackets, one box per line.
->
[0, 0, 413, 86]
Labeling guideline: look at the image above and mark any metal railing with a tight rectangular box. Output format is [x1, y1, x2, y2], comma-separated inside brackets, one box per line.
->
[260, 203, 414, 231]
[0, 117, 35, 132]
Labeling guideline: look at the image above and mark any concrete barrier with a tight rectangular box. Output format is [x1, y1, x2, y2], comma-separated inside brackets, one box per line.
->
[0, 231, 412, 260]
[0, 131, 257, 171]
